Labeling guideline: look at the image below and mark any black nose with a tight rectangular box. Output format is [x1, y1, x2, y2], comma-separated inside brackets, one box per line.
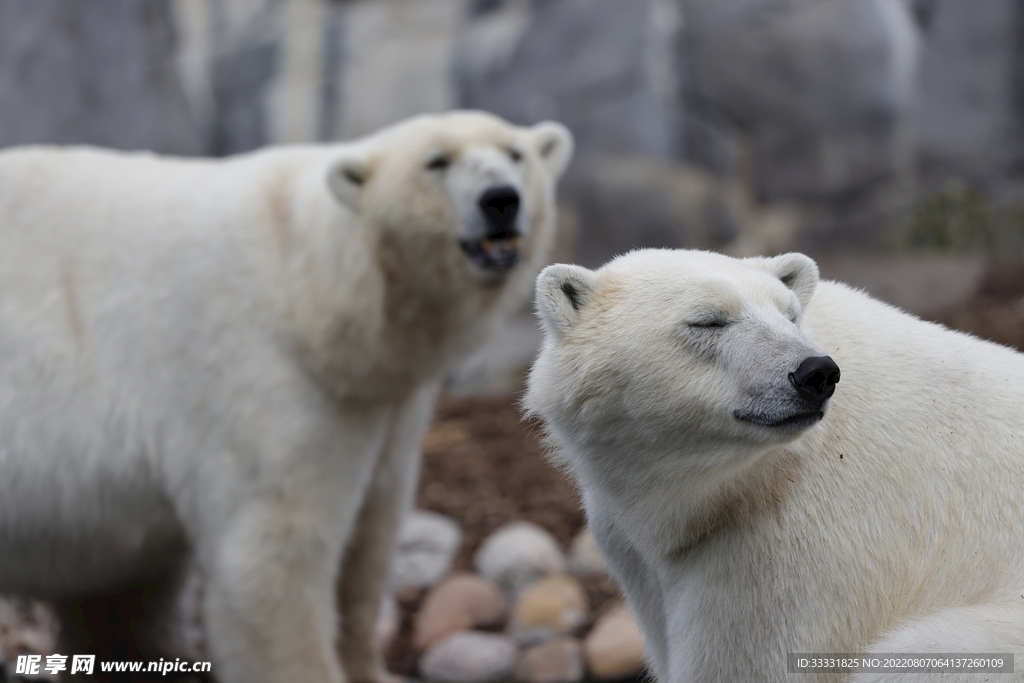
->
[789, 356, 840, 402]
[479, 185, 520, 232]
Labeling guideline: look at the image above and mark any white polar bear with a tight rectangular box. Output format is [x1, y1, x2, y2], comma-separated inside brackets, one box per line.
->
[524, 249, 1024, 683]
[0, 111, 572, 682]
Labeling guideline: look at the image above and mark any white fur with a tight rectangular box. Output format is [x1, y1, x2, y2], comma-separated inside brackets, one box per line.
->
[0, 111, 571, 683]
[524, 249, 1024, 683]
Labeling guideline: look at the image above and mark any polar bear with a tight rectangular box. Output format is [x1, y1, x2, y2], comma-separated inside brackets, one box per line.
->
[0, 111, 572, 682]
[524, 249, 1024, 683]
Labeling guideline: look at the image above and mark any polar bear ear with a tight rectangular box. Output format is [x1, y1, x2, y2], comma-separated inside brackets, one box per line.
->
[326, 150, 373, 213]
[529, 122, 574, 180]
[535, 263, 598, 341]
[765, 253, 819, 308]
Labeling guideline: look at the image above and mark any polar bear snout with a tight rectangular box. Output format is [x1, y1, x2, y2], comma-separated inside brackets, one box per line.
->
[479, 185, 520, 236]
[460, 185, 526, 273]
[788, 355, 840, 401]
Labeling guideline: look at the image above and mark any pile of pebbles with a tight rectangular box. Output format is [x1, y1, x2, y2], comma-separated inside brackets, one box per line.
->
[384, 511, 647, 683]
[0, 512, 647, 683]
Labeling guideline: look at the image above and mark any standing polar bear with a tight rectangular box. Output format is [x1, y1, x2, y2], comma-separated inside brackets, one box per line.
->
[0, 111, 572, 682]
[524, 249, 1024, 683]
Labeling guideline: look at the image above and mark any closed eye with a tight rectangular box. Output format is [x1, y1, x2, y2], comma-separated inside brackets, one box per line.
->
[688, 319, 729, 329]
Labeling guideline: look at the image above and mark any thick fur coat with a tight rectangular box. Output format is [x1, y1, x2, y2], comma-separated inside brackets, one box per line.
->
[0, 111, 572, 682]
[524, 249, 1024, 683]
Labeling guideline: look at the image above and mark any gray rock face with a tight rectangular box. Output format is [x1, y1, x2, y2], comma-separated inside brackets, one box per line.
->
[0, 0, 202, 154]
[455, 0, 682, 160]
[683, 0, 919, 202]
[207, 14, 281, 155]
[914, 0, 1021, 183]
[680, 0, 1024, 240]
[1, 0, 1022, 252]
[336, 0, 464, 140]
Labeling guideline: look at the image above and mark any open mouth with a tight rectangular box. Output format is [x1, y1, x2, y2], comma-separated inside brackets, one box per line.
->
[460, 234, 521, 272]
[734, 410, 824, 429]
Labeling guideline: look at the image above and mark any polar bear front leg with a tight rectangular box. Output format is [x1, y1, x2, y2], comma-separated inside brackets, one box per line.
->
[203, 502, 349, 683]
[337, 380, 443, 683]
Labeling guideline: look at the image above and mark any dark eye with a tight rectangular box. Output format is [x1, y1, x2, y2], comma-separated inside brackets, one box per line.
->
[509, 148, 522, 162]
[426, 154, 450, 171]
[689, 319, 728, 330]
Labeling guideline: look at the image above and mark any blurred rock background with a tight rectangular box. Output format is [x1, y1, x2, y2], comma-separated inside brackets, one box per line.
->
[2, 0, 1023, 256]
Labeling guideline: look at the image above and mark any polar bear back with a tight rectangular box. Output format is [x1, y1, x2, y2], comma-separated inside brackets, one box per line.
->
[0, 145, 381, 395]
[804, 279, 1024, 581]
[0, 145, 362, 310]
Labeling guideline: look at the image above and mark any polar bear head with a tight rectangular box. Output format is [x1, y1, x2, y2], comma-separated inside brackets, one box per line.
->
[325, 111, 573, 285]
[524, 249, 840, 468]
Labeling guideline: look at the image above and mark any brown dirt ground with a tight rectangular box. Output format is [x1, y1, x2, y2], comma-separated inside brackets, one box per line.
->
[386, 258, 1024, 677]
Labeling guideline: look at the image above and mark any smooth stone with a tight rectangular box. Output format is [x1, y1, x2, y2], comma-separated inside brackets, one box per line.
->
[419, 631, 518, 683]
[511, 574, 588, 643]
[515, 636, 584, 683]
[567, 527, 606, 576]
[390, 509, 462, 591]
[474, 521, 566, 595]
[583, 602, 647, 681]
[413, 572, 505, 651]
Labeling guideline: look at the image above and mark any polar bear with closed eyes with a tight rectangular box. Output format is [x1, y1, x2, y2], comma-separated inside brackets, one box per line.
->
[524, 249, 1024, 683]
[0, 111, 572, 682]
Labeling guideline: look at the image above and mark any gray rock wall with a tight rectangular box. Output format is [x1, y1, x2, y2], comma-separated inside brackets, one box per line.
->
[682, 0, 918, 200]
[455, 0, 682, 160]
[1, 0, 1022, 252]
[0, 0, 201, 154]
[914, 0, 1020, 184]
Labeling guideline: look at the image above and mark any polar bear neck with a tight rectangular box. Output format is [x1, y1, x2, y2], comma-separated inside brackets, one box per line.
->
[278, 195, 535, 401]
[349, 195, 550, 398]
[373, 229, 506, 385]
[568, 436, 802, 557]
